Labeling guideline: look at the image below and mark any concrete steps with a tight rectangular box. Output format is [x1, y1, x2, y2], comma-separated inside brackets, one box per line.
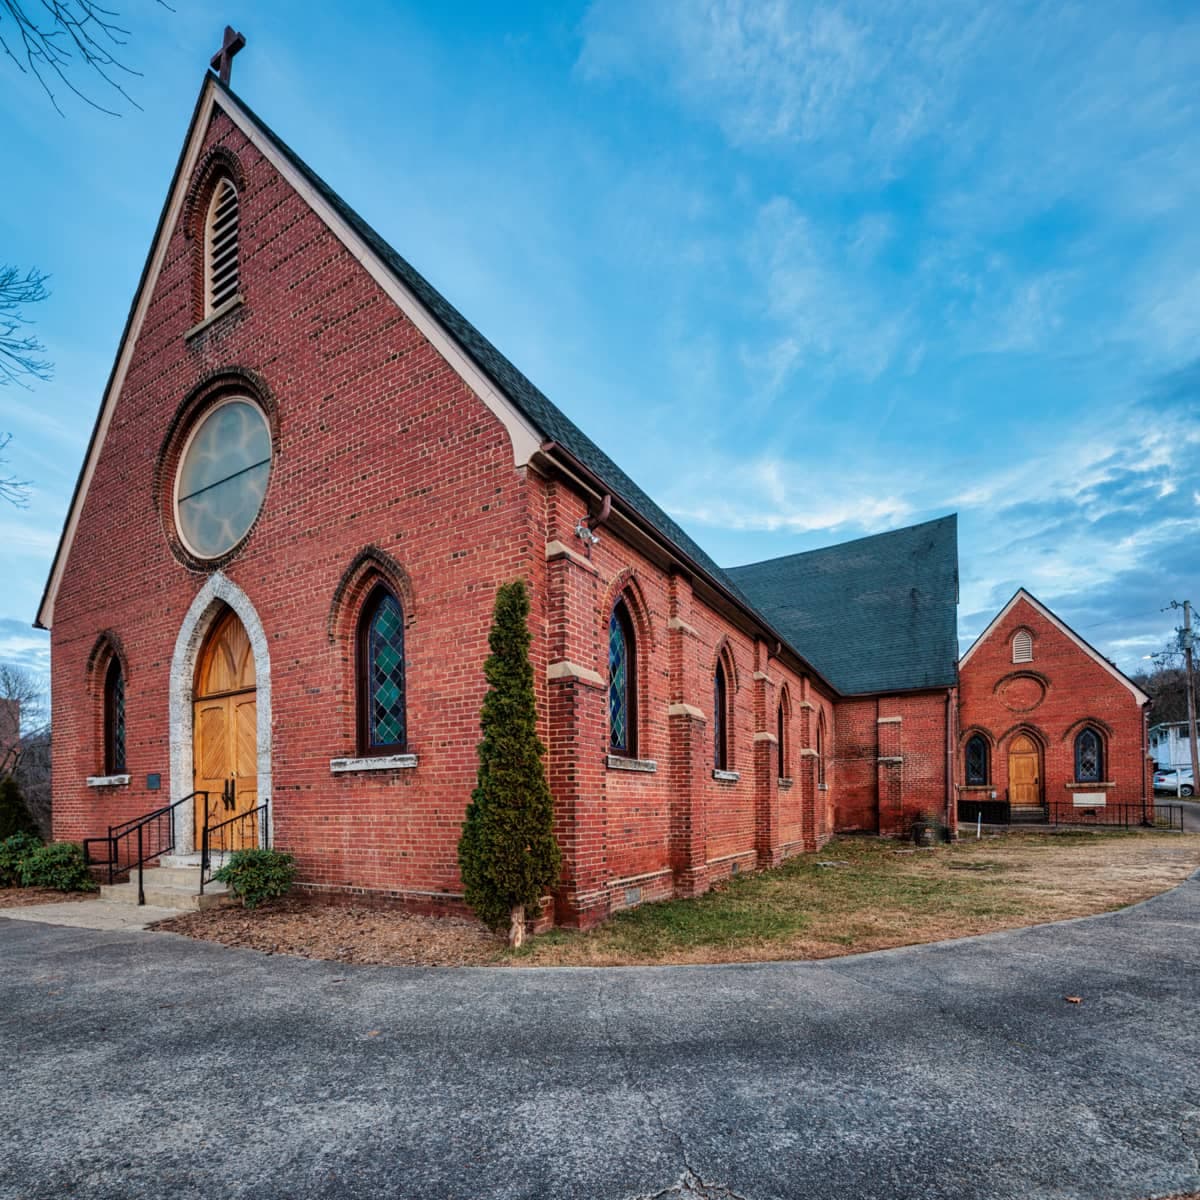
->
[99, 864, 233, 911]
[1010, 805, 1048, 824]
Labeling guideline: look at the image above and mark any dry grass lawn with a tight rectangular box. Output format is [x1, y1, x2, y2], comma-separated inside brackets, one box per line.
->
[153, 829, 1200, 969]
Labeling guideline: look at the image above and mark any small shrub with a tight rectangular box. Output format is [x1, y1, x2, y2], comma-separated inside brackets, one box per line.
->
[0, 776, 38, 841]
[213, 848, 296, 909]
[0, 830, 42, 887]
[19, 842, 97, 892]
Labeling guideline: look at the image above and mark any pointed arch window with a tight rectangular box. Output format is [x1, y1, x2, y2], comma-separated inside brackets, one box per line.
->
[777, 700, 787, 779]
[358, 586, 407, 754]
[965, 734, 989, 785]
[104, 657, 126, 775]
[205, 175, 240, 314]
[1074, 727, 1104, 784]
[714, 660, 730, 771]
[608, 598, 637, 757]
[816, 712, 827, 786]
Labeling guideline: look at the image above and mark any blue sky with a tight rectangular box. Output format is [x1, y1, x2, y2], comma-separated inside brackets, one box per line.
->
[2, 0, 1199, 685]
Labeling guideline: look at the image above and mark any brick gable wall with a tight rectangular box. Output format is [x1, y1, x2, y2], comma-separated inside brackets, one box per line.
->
[957, 597, 1149, 817]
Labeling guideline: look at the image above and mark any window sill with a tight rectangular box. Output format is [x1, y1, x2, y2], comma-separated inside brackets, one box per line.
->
[330, 754, 418, 774]
[712, 769, 740, 783]
[818, 783, 829, 792]
[185, 294, 244, 340]
[1064, 780, 1115, 789]
[607, 755, 658, 774]
[86, 774, 130, 788]
[778, 777, 794, 790]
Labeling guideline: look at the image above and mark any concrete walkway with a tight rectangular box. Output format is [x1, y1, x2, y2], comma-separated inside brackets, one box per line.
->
[0, 898, 175, 931]
[2, 877, 1199, 1200]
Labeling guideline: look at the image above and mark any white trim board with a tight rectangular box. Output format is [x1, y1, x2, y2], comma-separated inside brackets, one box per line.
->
[36, 76, 543, 630]
[959, 588, 1150, 705]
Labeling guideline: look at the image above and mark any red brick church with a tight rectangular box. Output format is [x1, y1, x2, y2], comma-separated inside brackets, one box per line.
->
[36, 64, 1149, 928]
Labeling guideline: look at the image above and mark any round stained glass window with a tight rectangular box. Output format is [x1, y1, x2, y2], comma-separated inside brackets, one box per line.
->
[175, 399, 271, 559]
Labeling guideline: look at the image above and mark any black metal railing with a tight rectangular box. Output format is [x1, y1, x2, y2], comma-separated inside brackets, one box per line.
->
[200, 798, 270, 893]
[1046, 802, 1184, 831]
[82, 792, 208, 905]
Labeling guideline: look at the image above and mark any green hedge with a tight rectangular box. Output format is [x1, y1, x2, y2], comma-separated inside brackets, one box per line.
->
[0, 831, 41, 887]
[18, 842, 96, 892]
[213, 848, 296, 909]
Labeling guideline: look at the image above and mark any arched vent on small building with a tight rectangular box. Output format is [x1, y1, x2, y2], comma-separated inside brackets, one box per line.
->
[1012, 629, 1033, 664]
[205, 176, 240, 313]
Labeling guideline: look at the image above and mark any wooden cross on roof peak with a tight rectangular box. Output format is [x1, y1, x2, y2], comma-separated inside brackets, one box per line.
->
[210, 25, 246, 86]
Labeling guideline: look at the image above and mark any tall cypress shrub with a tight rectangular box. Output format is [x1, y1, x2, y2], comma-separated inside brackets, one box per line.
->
[458, 579, 560, 946]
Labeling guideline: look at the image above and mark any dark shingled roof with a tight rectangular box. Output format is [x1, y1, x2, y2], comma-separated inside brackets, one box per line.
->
[727, 516, 960, 695]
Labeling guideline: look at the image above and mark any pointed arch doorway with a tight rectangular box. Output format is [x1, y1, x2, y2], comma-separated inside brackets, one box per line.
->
[193, 607, 259, 848]
[1008, 733, 1041, 808]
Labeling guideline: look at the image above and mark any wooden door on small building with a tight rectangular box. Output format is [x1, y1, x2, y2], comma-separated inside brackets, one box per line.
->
[193, 609, 258, 848]
[1008, 733, 1041, 807]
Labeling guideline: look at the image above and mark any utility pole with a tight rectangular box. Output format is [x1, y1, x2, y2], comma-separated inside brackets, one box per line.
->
[1170, 600, 1200, 796]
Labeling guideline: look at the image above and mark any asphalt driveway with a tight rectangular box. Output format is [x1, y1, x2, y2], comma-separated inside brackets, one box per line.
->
[3, 876, 1199, 1200]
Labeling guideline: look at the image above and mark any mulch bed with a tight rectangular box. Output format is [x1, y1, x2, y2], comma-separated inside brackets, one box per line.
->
[0, 887, 96, 909]
[151, 896, 506, 967]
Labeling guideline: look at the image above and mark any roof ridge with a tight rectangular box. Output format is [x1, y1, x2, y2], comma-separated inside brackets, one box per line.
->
[729, 514, 958, 574]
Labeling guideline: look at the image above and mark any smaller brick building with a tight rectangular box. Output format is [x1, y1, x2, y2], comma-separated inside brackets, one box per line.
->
[957, 589, 1151, 822]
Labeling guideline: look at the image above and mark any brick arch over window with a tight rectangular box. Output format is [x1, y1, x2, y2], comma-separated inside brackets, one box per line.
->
[711, 641, 739, 771]
[962, 730, 991, 785]
[600, 569, 657, 652]
[154, 366, 280, 572]
[816, 707, 829, 786]
[1060, 715, 1114, 742]
[86, 632, 128, 777]
[1073, 725, 1106, 784]
[603, 572, 655, 761]
[183, 146, 247, 323]
[328, 547, 417, 755]
[776, 684, 792, 779]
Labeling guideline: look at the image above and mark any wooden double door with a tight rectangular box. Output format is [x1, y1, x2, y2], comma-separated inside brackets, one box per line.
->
[193, 610, 259, 849]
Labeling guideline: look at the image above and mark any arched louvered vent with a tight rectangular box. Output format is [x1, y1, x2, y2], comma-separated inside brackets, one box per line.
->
[1012, 629, 1033, 663]
[205, 177, 240, 313]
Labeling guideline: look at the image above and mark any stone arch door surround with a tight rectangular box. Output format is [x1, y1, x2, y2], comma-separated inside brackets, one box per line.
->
[169, 573, 272, 855]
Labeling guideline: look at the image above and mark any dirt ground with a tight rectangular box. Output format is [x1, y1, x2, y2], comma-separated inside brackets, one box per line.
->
[151, 830, 1200, 969]
[0, 887, 94, 909]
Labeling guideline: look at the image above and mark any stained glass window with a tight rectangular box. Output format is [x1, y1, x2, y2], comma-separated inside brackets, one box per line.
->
[714, 661, 728, 770]
[1075, 728, 1102, 783]
[965, 734, 988, 785]
[176, 399, 271, 559]
[105, 657, 126, 774]
[608, 601, 636, 755]
[360, 588, 407, 752]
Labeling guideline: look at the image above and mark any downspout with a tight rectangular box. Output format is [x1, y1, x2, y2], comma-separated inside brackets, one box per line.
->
[946, 688, 956, 832]
[1141, 703, 1148, 824]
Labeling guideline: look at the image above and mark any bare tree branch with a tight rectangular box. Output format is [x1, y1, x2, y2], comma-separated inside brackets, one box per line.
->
[0, 0, 170, 116]
[0, 433, 31, 507]
[0, 264, 51, 388]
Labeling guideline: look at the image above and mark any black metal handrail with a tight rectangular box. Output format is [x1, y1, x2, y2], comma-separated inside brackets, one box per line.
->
[82, 792, 208, 905]
[200, 798, 270, 894]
